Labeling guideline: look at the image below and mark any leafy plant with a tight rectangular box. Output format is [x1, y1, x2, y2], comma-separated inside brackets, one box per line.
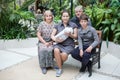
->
[85, 0, 120, 46]
[0, 0, 37, 40]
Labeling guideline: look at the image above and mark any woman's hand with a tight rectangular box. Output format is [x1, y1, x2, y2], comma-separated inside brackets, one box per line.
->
[48, 41, 53, 45]
[55, 37, 64, 43]
[44, 41, 53, 47]
[64, 32, 71, 37]
[44, 42, 50, 47]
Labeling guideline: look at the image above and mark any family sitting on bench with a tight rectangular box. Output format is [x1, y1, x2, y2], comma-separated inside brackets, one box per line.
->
[37, 5, 101, 77]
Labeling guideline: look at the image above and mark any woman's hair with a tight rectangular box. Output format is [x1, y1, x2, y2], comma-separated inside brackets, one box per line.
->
[61, 9, 70, 16]
[43, 10, 54, 21]
[79, 14, 88, 21]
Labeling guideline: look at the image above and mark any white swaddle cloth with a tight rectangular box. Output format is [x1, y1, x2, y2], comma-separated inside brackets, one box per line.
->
[55, 27, 73, 42]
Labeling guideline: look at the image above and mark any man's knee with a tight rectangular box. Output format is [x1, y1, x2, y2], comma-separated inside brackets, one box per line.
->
[83, 52, 91, 58]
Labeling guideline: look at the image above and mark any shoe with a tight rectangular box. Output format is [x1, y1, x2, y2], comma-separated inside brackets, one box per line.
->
[41, 67, 47, 74]
[79, 64, 86, 72]
[53, 66, 59, 70]
[56, 69, 63, 77]
[87, 61, 92, 77]
[79, 67, 86, 72]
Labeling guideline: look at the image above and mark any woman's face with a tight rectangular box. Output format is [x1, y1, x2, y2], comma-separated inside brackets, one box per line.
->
[80, 20, 88, 28]
[62, 12, 70, 24]
[44, 12, 53, 23]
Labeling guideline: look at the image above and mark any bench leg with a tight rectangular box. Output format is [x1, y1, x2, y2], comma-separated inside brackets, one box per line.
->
[98, 54, 101, 69]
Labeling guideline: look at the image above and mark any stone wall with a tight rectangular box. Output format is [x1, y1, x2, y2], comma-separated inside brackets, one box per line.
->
[0, 38, 120, 56]
[0, 38, 38, 50]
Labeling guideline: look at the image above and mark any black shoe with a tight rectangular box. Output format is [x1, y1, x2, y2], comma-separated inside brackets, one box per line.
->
[87, 61, 92, 77]
[79, 64, 86, 72]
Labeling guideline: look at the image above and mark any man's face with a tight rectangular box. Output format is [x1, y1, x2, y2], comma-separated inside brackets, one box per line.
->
[75, 9, 83, 18]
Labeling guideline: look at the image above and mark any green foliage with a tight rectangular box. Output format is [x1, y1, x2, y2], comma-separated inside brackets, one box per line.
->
[19, 0, 35, 11]
[85, 0, 120, 45]
[0, 0, 36, 40]
[1, 0, 120, 46]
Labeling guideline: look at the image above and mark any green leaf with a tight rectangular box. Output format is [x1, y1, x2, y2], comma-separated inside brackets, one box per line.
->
[114, 19, 118, 24]
[101, 19, 111, 24]
[104, 9, 112, 14]
[115, 33, 120, 37]
[111, 24, 116, 31]
[103, 27, 109, 34]
[117, 13, 120, 17]
[114, 29, 120, 34]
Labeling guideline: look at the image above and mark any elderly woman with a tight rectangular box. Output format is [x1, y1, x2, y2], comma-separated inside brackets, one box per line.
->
[37, 10, 55, 74]
[51, 10, 78, 77]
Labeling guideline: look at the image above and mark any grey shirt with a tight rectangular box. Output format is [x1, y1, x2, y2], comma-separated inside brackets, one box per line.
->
[54, 21, 78, 46]
[78, 26, 99, 50]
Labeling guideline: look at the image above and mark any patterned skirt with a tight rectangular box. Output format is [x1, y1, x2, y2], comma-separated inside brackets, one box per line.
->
[38, 43, 54, 68]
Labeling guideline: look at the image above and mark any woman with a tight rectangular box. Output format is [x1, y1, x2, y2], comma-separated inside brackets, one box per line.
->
[37, 10, 55, 74]
[51, 10, 78, 77]
[71, 14, 99, 77]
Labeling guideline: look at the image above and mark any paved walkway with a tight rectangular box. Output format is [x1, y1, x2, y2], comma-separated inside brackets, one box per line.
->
[0, 47, 120, 80]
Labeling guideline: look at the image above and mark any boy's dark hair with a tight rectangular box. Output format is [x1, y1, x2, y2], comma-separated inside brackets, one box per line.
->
[79, 14, 89, 21]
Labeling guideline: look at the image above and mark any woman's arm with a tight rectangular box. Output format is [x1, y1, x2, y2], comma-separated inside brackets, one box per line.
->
[51, 28, 64, 43]
[37, 31, 50, 46]
[66, 28, 78, 39]
[51, 28, 57, 41]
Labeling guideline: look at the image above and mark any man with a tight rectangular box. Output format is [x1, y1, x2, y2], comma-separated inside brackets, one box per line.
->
[70, 5, 91, 28]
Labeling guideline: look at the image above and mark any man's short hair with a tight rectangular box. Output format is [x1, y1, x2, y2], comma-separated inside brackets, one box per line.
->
[75, 5, 83, 11]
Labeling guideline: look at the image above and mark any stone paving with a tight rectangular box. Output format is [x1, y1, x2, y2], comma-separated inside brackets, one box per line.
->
[0, 47, 120, 80]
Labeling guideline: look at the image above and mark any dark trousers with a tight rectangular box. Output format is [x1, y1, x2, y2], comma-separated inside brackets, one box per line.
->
[71, 46, 95, 66]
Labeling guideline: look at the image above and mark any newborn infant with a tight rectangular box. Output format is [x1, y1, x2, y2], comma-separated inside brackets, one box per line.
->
[55, 27, 73, 42]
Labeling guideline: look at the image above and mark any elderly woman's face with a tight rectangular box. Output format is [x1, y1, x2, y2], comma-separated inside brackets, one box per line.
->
[62, 12, 70, 24]
[44, 12, 53, 23]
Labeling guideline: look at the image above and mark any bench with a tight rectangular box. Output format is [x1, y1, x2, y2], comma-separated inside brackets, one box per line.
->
[91, 30, 102, 68]
[74, 30, 102, 77]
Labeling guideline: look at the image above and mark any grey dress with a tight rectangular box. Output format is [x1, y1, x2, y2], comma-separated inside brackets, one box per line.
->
[53, 21, 77, 54]
[37, 21, 55, 67]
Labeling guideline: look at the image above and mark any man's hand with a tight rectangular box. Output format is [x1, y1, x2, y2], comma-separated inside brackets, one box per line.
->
[80, 49, 83, 57]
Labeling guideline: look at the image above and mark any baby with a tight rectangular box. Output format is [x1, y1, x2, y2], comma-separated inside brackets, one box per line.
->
[55, 27, 73, 42]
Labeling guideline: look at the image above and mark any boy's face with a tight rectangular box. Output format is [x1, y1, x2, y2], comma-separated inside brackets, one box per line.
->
[80, 20, 88, 28]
